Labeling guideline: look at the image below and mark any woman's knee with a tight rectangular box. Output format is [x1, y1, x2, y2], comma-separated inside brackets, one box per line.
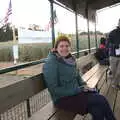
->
[97, 94, 108, 105]
[89, 93, 107, 105]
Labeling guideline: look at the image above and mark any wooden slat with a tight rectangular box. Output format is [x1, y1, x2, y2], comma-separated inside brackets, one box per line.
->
[83, 67, 107, 120]
[77, 54, 97, 71]
[29, 102, 57, 120]
[100, 74, 111, 96]
[106, 85, 118, 110]
[77, 54, 96, 67]
[114, 91, 120, 120]
[86, 66, 106, 88]
[49, 109, 76, 120]
[82, 64, 100, 82]
[96, 72, 106, 90]
[0, 74, 45, 113]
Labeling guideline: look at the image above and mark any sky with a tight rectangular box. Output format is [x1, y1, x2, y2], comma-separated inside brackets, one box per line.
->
[0, 0, 120, 33]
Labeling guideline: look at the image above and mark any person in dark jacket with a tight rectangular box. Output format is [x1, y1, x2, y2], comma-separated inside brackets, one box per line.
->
[108, 19, 120, 89]
[43, 36, 116, 120]
[94, 37, 109, 65]
[99, 37, 106, 49]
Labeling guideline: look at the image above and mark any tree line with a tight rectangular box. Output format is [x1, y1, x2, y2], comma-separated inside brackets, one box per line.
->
[0, 23, 18, 42]
[0, 23, 104, 43]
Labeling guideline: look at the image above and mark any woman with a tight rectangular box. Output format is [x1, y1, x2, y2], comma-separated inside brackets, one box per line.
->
[43, 36, 116, 120]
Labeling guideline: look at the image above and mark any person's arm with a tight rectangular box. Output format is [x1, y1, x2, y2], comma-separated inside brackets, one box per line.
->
[43, 58, 79, 97]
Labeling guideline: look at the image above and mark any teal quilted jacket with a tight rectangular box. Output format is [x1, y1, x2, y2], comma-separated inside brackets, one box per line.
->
[43, 52, 86, 103]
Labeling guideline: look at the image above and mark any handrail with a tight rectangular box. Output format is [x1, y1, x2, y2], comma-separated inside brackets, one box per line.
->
[72, 47, 96, 55]
[0, 59, 46, 74]
[0, 47, 96, 74]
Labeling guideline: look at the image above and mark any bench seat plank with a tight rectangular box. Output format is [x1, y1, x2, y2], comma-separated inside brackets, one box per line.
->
[82, 64, 100, 82]
[29, 102, 56, 120]
[99, 75, 111, 96]
[86, 66, 107, 88]
[49, 109, 76, 120]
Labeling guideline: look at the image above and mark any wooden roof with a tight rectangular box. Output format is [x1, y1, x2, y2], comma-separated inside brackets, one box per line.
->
[56, 0, 120, 21]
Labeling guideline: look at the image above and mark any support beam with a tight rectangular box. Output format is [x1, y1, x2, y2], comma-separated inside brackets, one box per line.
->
[49, 0, 55, 48]
[94, 15, 98, 49]
[85, 3, 91, 53]
[75, 11, 79, 58]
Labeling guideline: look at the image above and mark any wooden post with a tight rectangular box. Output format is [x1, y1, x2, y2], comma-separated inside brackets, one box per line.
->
[49, 0, 55, 48]
[85, 3, 91, 53]
[75, 10, 79, 58]
[12, 25, 18, 65]
[95, 15, 98, 49]
[26, 99, 31, 118]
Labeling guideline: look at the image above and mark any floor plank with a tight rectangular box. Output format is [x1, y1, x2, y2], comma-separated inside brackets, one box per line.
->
[29, 102, 57, 120]
[114, 91, 120, 120]
[106, 85, 118, 111]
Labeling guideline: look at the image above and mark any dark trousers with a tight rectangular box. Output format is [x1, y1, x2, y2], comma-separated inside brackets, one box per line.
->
[56, 92, 116, 120]
[87, 93, 116, 120]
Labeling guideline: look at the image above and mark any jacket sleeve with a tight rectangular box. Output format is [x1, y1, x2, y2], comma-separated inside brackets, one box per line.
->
[43, 58, 78, 97]
[108, 30, 115, 44]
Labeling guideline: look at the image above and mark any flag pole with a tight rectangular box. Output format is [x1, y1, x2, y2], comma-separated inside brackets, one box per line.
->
[12, 25, 18, 64]
[13, 25, 16, 43]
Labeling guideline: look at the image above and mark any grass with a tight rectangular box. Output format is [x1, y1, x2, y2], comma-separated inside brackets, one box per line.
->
[0, 35, 102, 61]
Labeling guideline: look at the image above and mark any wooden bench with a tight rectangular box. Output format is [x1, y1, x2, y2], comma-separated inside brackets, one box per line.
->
[0, 54, 114, 120]
[29, 63, 108, 120]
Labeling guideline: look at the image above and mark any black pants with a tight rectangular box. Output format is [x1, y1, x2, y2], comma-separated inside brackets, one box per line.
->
[87, 93, 116, 120]
[56, 92, 116, 120]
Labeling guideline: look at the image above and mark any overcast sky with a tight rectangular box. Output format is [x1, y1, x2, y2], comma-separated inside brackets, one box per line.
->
[0, 0, 120, 33]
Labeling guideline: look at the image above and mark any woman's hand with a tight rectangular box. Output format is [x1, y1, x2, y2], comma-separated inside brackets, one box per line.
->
[76, 85, 97, 93]
[50, 48, 56, 52]
[83, 86, 97, 92]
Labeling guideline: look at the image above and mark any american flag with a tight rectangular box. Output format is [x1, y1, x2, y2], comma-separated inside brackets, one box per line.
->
[45, 10, 58, 31]
[4, 0, 12, 24]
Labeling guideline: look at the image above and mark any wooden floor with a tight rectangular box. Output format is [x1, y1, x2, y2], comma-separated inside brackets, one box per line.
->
[96, 72, 120, 120]
[105, 76, 120, 120]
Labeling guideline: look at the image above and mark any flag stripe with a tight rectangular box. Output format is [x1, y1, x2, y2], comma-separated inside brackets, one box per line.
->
[4, 0, 12, 24]
[45, 10, 58, 31]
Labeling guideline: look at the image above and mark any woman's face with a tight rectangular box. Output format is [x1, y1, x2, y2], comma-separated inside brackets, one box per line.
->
[56, 41, 71, 57]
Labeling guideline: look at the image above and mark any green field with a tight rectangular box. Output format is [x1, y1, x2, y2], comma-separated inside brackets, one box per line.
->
[0, 35, 102, 61]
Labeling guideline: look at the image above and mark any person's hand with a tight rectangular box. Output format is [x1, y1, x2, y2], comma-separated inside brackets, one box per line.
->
[50, 48, 56, 52]
[83, 86, 90, 92]
[75, 86, 84, 92]
[83, 86, 97, 92]
[75, 86, 97, 93]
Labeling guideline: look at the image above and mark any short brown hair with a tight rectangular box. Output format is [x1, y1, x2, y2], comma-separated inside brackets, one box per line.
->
[54, 36, 71, 49]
